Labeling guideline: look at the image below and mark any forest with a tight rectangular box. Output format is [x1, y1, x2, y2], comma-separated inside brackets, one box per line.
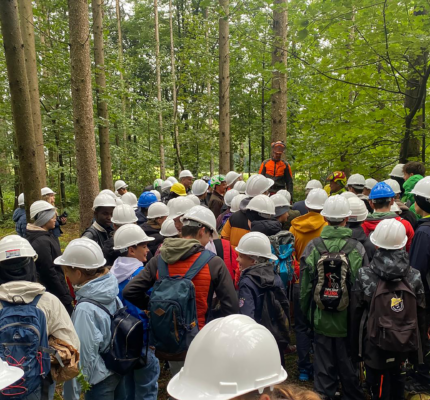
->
[0, 0, 429, 231]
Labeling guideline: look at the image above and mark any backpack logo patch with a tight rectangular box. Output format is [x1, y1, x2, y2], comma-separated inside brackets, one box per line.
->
[391, 297, 404, 312]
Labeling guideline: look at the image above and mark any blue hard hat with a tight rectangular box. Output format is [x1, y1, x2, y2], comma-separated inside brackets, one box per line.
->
[138, 192, 157, 208]
[368, 182, 395, 200]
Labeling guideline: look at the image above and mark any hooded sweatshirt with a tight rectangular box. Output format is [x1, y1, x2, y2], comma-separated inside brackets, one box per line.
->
[250, 219, 282, 236]
[402, 174, 423, 205]
[351, 249, 425, 369]
[64, 272, 121, 400]
[123, 238, 239, 329]
[13, 207, 27, 237]
[289, 211, 327, 260]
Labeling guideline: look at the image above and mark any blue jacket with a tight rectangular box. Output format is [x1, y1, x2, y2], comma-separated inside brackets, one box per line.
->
[13, 207, 27, 237]
[136, 208, 147, 226]
[409, 217, 430, 292]
[51, 218, 63, 238]
[63, 273, 121, 400]
[292, 200, 308, 216]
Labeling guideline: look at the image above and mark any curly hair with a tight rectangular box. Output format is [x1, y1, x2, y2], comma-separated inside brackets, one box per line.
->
[238, 384, 321, 400]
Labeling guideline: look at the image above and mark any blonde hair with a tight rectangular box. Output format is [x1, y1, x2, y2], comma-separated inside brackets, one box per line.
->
[63, 265, 108, 278]
[238, 384, 321, 400]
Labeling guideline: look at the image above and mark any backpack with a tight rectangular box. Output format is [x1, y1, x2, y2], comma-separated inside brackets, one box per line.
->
[269, 231, 295, 287]
[77, 298, 144, 376]
[0, 295, 51, 398]
[367, 277, 418, 353]
[312, 237, 356, 312]
[148, 250, 215, 361]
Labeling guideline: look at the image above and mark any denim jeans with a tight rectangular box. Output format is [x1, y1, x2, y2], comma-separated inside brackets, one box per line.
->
[124, 349, 160, 400]
[293, 283, 312, 372]
[17, 382, 55, 400]
[84, 373, 124, 400]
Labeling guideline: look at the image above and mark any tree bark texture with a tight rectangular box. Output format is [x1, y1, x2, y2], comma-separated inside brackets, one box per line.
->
[17, 0, 46, 186]
[270, 0, 288, 144]
[155, 0, 166, 179]
[218, 0, 230, 174]
[0, 0, 42, 220]
[68, 0, 100, 232]
[92, 0, 113, 190]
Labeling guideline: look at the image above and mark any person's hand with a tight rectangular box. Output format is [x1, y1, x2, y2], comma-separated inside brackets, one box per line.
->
[427, 326, 430, 340]
[60, 217, 67, 224]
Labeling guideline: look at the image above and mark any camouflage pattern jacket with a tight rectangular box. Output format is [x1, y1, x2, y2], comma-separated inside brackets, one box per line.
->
[351, 249, 426, 369]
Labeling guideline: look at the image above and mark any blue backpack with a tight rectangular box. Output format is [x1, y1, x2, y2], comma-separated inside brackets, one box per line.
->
[0, 295, 51, 398]
[148, 250, 215, 360]
[269, 231, 295, 287]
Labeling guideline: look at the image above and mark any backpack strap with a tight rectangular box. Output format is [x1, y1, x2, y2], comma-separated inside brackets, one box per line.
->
[157, 255, 170, 279]
[341, 238, 358, 255]
[358, 308, 368, 358]
[184, 250, 216, 280]
[313, 237, 329, 255]
[77, 298, 113, 318]
[213, 239, 224, 260]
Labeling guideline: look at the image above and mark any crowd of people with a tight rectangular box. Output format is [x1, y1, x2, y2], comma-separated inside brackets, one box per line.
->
[1, 143, 430, 400]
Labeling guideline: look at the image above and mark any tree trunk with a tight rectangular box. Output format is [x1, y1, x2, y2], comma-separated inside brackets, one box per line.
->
[92, 0, 113, 190]
[115, 0, 126, 146]
[17, 0, 46, 186]
[155, 0, 166, 179]
[218, 0, 230, 174]
[270, 0, 288, 144]
[0, 0, 42, 220]
[67, 0, 100, 232]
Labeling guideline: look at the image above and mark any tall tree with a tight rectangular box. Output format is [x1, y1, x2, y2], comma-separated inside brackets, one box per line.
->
[92, 0, 113, 190]
[17, 0, 46, 186]
[155, 0, 166, 179]
[0, 0, 42, 219]
[271, 0, 288, 144]
[68, 0, 100, 232]
[218, 0, 230, 174]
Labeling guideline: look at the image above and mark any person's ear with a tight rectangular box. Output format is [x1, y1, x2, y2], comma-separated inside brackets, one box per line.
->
[389, 198, 394, 206]
[369, 202, 375, 210]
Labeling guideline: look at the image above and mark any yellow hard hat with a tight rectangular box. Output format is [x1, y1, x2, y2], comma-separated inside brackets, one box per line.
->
[171, 183, 187, 196]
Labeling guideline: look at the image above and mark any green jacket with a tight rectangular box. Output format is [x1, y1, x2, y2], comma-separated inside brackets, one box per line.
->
[402, 174, 423, 205]
[300, 226, 368, 337]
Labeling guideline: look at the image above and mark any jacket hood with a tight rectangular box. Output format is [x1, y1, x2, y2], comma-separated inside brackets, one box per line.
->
[370, 249, 410, 281]
[13, 208, 26, 223]
[0, 281, 45, 304]
[75, 272, 119, 304]
[25, 224, 50, 239]
[350, 225, 367, 243]
[111, 257, 143, 284]
[291, 211, 326, 233]
[364, 212, 397, 222]
[404, 174, 423, 193]
[395, 199, 409, 211]
[160, 238, 202, 264]
[250, 219, 282, 236]
[242, 262, 275, 288]
[320, 225, 352, 240]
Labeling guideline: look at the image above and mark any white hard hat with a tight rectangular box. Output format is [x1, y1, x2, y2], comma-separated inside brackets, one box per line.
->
[305, 179, 323, 190]
[192, 179, 209, 196]
[113, 224, 154, 251]
[54, 238, 106, 269]
[167, 176, 178, 184]
[179, 170, 194, 179]
[347, 198, 368, 222]
[115, 198, 123, 206]
[92, 193, 116, 211]
[147, 202, 170, 219]
[121, 192, 138, 209]
[236, 232, 277, 261]
[115, 190, 121, 197]
[411, 176, 430, 198]
[187, 194, 200, 206]
[99, 189, 117, 199]
[150, 190, 161, 201]
[168, 197, 195, 217]
[30, 200, 55, 220]
[161, 180, 174, 192]
[224, 189, 239, 207]
[365, 178, 378, 190]
[233, 181, 246, 194]
[304, 188, 328, 210]
[246, 194, 275, 216]
[0, 359, 24, 391]
[160, 218, 179, 237]
[389, 164, 405, 178]
[167, 314, 287, 400]
[181, 206, 218, 238]
[245, 174, 274, 197]
[270, 193, 290, 208]
[321, 195, 352, 220]
[230, 194, 247, 213]
[370, 219, 407, 250]
[17, 193, 24, 206]
[391, 202, 401, 213]
[276, 189, 291, 205]
[114, 180, 128, 191]
[153, 178, 164, 189]
[341, 191, 357, 199]
[347, 174, 366, 187]
[225, 171, 242, 186]
[41, 187, 56, 196]
[111, 204, 138, 225]
[0, 235, 37, 262]
[384, 179, 401, 194]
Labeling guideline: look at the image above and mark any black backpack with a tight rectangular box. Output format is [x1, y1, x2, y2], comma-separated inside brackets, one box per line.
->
[78, 299, 144, 375]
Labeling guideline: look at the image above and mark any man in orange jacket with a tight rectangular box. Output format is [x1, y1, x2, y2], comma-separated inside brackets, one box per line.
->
[259, 141, 293, 196]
